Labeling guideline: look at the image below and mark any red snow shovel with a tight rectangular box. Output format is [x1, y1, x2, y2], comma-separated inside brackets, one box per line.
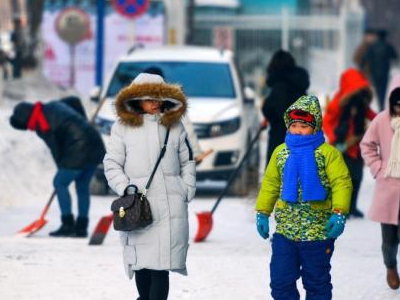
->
[88, 213, 113, 245]
[194, 124, 266, 242]
[17, 191, 56, 236]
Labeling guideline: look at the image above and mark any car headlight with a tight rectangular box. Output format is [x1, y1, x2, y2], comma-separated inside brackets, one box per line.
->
[194, 117, 241, 138]
[94, 117, 113, 135]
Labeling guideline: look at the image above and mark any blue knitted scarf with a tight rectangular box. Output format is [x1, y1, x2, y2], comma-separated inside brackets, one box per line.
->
[282, 131, 326, 203]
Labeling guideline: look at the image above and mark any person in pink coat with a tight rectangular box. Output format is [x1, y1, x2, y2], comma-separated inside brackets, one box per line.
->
[361, 86, 400, 290]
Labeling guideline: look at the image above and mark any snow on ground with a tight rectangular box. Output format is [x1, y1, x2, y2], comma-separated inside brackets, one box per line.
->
[1, 73, 400, 299]
[1, 175, 399, 300]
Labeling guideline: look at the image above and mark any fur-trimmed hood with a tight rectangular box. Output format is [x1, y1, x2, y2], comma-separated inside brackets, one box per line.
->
[115, 73, 187, 127]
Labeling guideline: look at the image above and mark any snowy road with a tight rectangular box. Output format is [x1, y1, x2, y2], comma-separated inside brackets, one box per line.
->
[1, 174, 400, 300]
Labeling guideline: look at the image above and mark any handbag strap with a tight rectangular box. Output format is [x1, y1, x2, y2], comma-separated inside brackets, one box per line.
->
[142, 129, 170, 197]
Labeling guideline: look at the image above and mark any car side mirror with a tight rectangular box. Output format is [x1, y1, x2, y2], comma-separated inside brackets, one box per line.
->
[90, 86, 101, 103]
[244, 86, 255, 104]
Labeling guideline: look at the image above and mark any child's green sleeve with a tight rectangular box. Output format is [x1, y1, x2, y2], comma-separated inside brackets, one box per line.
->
[255, 146, 282, 215]
[325, 147, 353, 214]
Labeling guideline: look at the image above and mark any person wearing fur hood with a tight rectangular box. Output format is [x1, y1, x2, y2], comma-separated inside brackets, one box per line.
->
[103, 73, 196, 300]
[360, 86, 400, 290]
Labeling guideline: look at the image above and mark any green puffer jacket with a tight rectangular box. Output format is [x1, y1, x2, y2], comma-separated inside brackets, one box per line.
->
[256, 95, 352, 241]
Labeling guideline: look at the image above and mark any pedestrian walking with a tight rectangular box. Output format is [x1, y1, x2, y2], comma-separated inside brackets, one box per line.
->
[360, 86, 400, 290]
[9, 96, 105, 237]
[261, 49, 310, 164]
[10, 18, 24, 79]
[256, 95, 352, 300]
[361, 29, 398, 111]
[323, 68, 376, 218]
[103, 73, 196, 300]
[353, 28, 377, 78]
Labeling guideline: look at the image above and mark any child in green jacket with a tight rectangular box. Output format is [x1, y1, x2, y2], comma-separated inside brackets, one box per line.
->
[256, 95, 352, 300]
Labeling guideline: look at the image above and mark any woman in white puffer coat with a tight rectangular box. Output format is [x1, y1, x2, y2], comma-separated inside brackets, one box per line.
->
[103, 73, 196, 300]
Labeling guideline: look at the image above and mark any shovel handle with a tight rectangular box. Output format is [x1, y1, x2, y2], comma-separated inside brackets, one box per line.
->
[195, 149, 213, 163]
[89, 96, 108, 124]
[39, 191, 57, 219]
[210, 126, 264, 214]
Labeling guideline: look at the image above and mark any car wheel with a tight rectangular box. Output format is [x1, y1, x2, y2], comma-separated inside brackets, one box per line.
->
[229, 166, 249, 196]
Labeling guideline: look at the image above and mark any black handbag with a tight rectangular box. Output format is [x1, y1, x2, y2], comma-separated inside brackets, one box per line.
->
[110, 129, 170, 231]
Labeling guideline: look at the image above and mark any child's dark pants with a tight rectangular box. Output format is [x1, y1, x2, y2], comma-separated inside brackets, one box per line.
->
[270, 233, 335, 300]
[135, 269, 169, 300]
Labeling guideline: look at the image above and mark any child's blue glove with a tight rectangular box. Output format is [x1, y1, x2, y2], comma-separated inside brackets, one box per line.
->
[325, 212, 346, 239]
[256, 212, 269, 239]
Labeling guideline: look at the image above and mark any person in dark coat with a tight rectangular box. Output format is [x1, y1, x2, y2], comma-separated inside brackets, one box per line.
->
[361, 29, 398, 111]
[262, 50, 310, 164]
[353, 28, 377, 78]
[10, 18, 23, 79]
[9, 96, 105, 237]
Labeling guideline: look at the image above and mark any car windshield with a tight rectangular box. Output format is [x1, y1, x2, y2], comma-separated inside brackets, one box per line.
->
[105, 62, 236, 98]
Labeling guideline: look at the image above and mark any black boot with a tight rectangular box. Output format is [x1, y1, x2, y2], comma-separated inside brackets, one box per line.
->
[75, 217, 89, 238]
[350, 208, 364, 218]
[49, 215, 75, 237]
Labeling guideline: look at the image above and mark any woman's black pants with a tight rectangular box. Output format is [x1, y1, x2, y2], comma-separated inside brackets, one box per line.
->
[135, 269, 169, 300]
[381, 223, 400, 269]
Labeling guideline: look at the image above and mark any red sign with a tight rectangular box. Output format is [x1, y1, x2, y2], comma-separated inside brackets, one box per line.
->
[112, 0, 149, 19]
[213, 27, 234, 50]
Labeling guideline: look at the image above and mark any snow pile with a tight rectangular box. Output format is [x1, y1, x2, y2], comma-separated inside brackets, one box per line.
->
[0, 105, 55, 209]
[3, 70, 74, 102]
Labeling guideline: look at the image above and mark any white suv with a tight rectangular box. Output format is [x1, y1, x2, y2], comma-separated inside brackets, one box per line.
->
[92, 46, 260, 195]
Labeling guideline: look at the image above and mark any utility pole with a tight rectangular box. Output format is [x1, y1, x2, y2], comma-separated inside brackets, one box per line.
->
[10, 0, 21, 20]
[164, 0, 186, 45]
[186, 0, 195, 44]
[96, 0, 105, 86]
[10, 0, 23, 78]
[25, 0, 45, 68]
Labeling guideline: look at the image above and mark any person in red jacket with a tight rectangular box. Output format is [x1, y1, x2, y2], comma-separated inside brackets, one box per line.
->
[323, 68, 376, 218]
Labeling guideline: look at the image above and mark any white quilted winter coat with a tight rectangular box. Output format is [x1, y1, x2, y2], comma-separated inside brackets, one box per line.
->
[103, 73, 196, 278]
